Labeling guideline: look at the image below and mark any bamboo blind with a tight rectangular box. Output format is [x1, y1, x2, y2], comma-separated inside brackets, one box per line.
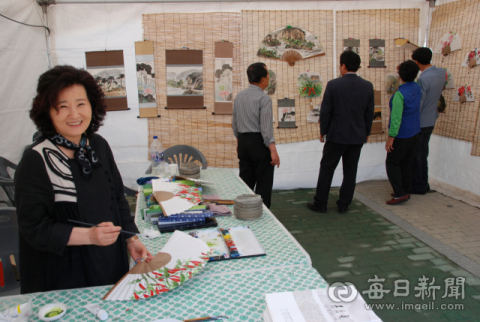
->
[241, 10, 334, 145]
[336, 9, 420, 143]
[428, 0, 480, 156]
[142, 13, 242, 168]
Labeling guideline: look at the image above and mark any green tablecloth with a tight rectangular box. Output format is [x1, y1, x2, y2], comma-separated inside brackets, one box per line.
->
[0, 169, 328, 322]
[136, 169, 311, 276]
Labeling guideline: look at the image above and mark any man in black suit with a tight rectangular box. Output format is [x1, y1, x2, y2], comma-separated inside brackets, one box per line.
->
[308, 51, 374, 213]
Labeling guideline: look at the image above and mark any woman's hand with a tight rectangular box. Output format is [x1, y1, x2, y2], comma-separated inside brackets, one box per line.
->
[127, 239, 153, 263]
[88, 222, 121, 246]
[385, 137, 395, 153]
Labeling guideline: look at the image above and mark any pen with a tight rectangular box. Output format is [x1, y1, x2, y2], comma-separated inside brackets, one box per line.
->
[68, 219, 144, 238]
[183, 315, 228, 322]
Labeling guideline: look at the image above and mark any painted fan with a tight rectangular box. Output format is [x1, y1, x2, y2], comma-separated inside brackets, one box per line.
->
[152, 180, 202, 216]
[103, 231, 210, 301]
[461, 48, 480, 68]
[453, 84, 474, 103]
[385, 73, 400, 95]
[257, 26, 325, 66]
[433, 32, 462, 55]
[444, 69, 455, 90]
[297, 71, 323, 98]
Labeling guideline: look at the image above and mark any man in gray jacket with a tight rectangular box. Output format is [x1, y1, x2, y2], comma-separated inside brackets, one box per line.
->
[411, 48, 445, 194]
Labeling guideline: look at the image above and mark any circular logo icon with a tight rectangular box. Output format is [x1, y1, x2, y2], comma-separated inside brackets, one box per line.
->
[328, 282, 358, 303]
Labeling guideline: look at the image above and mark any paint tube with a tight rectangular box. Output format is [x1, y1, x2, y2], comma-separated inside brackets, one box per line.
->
[84, 304, 108, 321]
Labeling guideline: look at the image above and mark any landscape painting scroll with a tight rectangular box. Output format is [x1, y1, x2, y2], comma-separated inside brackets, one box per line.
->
[135, 41, 158, 118]
[278, 99, 296, 128]
[369, 39, 385, 68]
[214, 42, 234, 114]
[86, 50, 128, 111]
[166, 50, 204, 109]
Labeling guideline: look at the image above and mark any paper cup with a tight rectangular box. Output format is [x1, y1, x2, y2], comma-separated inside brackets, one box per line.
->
[168, 163, 178, 175]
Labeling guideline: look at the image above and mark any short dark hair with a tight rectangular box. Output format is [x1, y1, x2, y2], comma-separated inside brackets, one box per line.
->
[30, 65, 107, 138]
[247, 62, 267, 84]
[398, 60, 420, 83]
[412, 47, 432, 65]
[340, 51, 361, 72]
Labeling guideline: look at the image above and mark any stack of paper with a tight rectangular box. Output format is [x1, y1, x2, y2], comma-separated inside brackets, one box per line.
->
[264, 286, 382, 322]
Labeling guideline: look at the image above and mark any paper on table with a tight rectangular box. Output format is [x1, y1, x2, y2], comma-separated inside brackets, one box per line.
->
[265, 292, 307, 322]
[229, 227, 265, 256]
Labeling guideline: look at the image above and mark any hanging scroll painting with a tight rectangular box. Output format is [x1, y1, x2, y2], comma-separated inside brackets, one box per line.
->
[135, 41, 157, 118]
[257, 26, 325, 66]
[385, 73, 400, 95]
[433, 32, 461, 56]
[166, 50, 204, 109]
[343, 39, 360, 54]
[307, 103, 321, 123]
[444, 69, 455, 90]
[214, 41, 234, 114]
[86, 50, 128, 111]
[461, 48, 480, 68]
[453, 85, 474, 103]
[297, 71, 323, 98]
[371, 90, 383, 134]
[278, 99, 296, 128]
[264, 69, 277, 95]
[369, 39, 385, 68]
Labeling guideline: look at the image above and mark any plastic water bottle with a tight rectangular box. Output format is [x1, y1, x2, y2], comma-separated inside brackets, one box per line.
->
[150, 136, 165, 176]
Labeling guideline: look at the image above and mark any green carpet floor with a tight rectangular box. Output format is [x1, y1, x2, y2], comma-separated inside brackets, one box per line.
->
[270, 188, 480, 322]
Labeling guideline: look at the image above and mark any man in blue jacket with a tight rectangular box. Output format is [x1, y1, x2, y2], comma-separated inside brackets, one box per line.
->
[411, 48, 445, 194]
[308, 51, 374, 213]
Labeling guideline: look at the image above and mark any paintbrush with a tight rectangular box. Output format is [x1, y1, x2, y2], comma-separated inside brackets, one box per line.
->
[68, 219, 146, 238]
[183, 315, 228, 322]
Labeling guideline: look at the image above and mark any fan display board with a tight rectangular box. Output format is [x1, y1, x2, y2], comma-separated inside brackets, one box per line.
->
[152, 180, 202, 216]
[103, 231, 210, 301]
[394, 38, 419, 51]
[433, 32, 462, 55]
[257, 26, 325, 66]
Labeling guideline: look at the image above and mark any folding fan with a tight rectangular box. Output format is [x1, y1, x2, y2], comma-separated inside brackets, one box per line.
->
[152, 180, 202, 216]
[103, 231, 210, 301]
[461, 48, 480, 68]
[444, 69, 455, 90]
[385, 73, 400, 95]
[453, 85, 474, 103]
[433, 32, 462, 55]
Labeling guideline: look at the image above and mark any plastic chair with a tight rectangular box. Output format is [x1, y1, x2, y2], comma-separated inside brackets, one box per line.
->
[0, 157, 17, 207]
[0, 207, 21, 295]
[146, 145, 208, 174]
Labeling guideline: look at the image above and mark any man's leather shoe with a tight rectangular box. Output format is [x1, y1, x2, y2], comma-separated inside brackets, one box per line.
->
[307, 202, 327, 213]
[386, 194, 410, 205]
[338, 207, 348, 214]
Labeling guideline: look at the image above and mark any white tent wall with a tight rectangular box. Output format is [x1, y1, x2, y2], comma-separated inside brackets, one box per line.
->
[0, 0, 49, 164]
[46, 1, 429, 190]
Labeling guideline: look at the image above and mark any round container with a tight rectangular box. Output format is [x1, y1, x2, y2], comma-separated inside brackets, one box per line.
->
[38, 303, 67, 321]
[179, 162, 201, 179]
[234, 194, 263, 221]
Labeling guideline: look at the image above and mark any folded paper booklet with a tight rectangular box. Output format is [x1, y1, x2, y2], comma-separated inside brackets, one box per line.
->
[264, 287, 382, 322]
[189, 226, 266, 261]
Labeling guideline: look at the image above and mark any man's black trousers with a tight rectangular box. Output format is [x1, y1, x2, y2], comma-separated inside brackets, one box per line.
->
[238, 133, 274, 208]
[412, 126, 434, 192]
[386, 134, 419, 197]
[314, 141, 364, 208]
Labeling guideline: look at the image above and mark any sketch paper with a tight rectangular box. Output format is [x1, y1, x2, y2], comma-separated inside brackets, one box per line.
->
[152, 180, 202, 216]
[264, 69, 277, 95]
[445, 69, 455, 90]
[307, 104, 320, 123]
[297, 71, 323, 98]
[385, 73, 399, 95]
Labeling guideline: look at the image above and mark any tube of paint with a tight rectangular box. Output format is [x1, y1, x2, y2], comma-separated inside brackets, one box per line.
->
[84, 304, 108, 321]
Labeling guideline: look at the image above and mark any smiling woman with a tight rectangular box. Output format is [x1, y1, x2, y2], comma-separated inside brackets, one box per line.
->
[14, 65, 153, 294]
